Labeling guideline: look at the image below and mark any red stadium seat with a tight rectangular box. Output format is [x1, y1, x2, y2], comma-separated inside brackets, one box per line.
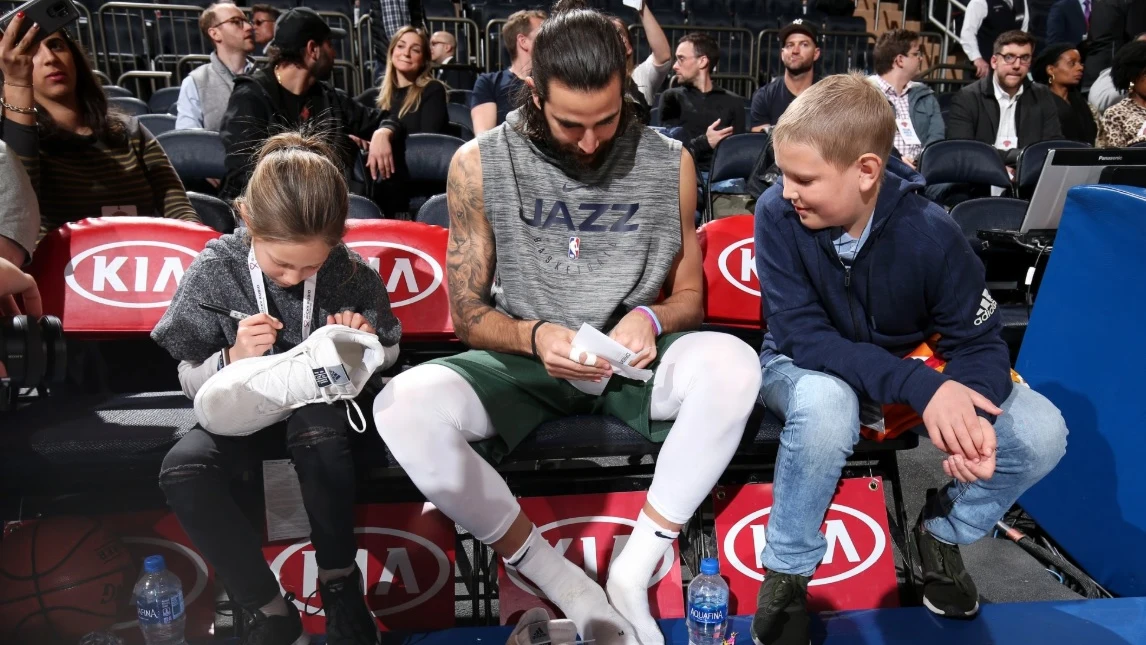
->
[343, 219, 455, 342]
[29, 218, 221, 337]
[698, 215, 763, 329]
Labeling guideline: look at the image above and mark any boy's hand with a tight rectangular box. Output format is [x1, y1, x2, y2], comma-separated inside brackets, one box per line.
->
[922, 381, 1002, 462]
[328, 311, 375, 334]
[943, 430, 997, 482]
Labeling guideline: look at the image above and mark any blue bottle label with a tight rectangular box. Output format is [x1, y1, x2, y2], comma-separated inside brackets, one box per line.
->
[137, 592, 185, 626]
[688, 603, 727, 625]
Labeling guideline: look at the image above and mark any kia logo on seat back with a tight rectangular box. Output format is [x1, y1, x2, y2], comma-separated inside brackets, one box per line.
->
[347, 241, 444, 309]
[64, 241, 200, 309]
[506, 516, 675, 597]
[269, 527, 450, 617]
[722, 504, 886, 585]
[716, 237, 760, 297]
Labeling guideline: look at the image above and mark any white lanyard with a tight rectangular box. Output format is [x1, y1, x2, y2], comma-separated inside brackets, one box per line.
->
[248, 244, 317, 342]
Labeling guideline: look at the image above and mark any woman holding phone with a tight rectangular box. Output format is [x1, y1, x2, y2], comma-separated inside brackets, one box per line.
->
[0, 14, 197, 244]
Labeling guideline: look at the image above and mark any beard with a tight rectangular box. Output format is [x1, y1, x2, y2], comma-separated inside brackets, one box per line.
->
[523, 101, 629, 177]
[783, 59, 814, 75]
[535, 126, 617, 176]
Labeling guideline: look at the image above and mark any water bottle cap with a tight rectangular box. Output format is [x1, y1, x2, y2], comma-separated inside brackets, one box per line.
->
[700, 558, 719, 575]
[143, 555, 167, 573]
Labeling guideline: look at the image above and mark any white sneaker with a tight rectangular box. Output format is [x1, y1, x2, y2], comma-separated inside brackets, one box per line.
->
[194, 324, 386, 436]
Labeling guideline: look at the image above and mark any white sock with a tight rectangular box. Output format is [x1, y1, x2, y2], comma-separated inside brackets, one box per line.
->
[606, 511, 676, 645]
[507, 526, 638, 644]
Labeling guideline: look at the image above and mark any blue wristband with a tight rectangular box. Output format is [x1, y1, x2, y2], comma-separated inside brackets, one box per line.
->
[635, 306, 663, 336]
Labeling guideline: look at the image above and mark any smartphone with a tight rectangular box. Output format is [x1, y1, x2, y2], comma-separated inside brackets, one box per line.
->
[0, 0, 80, 46]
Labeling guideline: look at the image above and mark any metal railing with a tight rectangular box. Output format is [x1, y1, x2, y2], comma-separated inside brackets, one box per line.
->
[96, 3, 207, 82]
[630, 24, 757, 80]
[928, 0, 967, 65]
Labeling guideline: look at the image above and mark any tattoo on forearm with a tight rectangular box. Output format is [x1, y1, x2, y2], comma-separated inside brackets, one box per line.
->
[447, 149, 512, 347]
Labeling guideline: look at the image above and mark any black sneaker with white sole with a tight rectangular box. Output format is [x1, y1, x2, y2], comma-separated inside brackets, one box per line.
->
[915, 520, 980, 618]
[318, 567, 382, 645]
[750, 571, 811, 645]
[242, 595, 310, 645]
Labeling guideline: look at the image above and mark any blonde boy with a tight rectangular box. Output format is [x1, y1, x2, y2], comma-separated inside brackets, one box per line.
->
[750, 73, 1067, 645]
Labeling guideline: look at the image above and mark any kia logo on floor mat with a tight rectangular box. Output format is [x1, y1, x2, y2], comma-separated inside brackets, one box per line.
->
[722, 504, 887, 585]
[269, 527, 451, 617]
[506, 516, 676, 598]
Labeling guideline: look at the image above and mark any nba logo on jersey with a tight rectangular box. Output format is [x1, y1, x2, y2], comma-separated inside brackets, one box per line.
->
[568, 236, 581, 259]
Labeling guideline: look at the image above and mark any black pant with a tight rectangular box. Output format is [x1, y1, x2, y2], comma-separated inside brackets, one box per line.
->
[159, 403, 358, 610]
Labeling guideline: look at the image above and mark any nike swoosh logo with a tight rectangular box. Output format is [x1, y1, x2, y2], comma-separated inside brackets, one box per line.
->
[654, 530, 676, 540]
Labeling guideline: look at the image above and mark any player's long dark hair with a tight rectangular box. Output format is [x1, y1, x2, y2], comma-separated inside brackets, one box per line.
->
[515, 1, 637, 141]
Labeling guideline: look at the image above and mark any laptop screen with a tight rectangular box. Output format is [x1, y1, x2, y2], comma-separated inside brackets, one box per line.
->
[1022, 148, 1146, 233]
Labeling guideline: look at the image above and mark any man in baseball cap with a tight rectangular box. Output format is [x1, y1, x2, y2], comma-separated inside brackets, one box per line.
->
[749, 18, 821, 132]
[218, 6, 398, 201]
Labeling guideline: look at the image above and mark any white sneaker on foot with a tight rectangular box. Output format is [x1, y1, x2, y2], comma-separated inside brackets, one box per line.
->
[195, 324, 387, 436]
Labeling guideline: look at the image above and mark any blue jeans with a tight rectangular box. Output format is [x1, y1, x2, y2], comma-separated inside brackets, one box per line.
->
[759, 355, 1068, 577]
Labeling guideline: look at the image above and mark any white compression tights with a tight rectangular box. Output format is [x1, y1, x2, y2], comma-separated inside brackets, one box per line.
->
[375, 331, 760, 643]
[373, 330, 761, 543]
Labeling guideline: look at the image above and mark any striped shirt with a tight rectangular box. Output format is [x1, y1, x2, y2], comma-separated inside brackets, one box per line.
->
[874, 76, 921, 160]
[1, 117, 198, 241]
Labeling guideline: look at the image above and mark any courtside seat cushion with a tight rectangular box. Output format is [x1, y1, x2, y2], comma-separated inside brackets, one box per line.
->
[1, 392, 195, 489]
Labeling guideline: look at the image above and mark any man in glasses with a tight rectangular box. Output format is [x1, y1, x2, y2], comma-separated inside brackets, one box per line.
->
[948, 30, 1062, 171]
[176, 2, 256, 131]
[251, 4, 280, 54]
[868, 28, 944, 169]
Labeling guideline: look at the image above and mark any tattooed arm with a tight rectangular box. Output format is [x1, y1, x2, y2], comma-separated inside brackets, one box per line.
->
[446, 142, 532, 353]
[446, 142, 613, 381]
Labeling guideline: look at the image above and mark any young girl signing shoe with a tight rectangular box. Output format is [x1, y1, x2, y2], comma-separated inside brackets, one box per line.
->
[152, 131, 401, 645]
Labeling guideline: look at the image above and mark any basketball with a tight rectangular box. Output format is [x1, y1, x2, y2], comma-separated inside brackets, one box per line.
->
[0, 517, 136, 644]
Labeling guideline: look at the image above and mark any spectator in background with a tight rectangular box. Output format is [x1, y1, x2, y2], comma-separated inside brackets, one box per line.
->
[1033, 44, 1099, 144]
[608, 2, 672, 109]
[1100, 40, 1146, 147]
[219, 8, 390, 199]
[370, 0, 427, 77]
[176, 3, 256, 131]
[0, 140, 39, 266]
[947, 31, 1062, 161]
[250, 4, 280, 54]
[1045, 0, 1088, 47]
[1089, 31, 1146, 113]
[370, 26, 449, 215]
[430, 30, 476, 90]
[869, 29, 944, 168]
[660, 32, 744, 175]
[750, 19, 819, 132]
[471, 9, 546, 134]
[0, 23, 198, 239]
[959, 0, 1029, 79]
[1083, 0, 1146, 88]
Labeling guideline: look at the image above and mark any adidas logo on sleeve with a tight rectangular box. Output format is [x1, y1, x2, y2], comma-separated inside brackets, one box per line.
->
[974, 289, 997, 326]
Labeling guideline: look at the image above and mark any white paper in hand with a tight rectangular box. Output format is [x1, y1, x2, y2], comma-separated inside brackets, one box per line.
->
[565, 324, 654, 396]
[623, 0, 644, 10]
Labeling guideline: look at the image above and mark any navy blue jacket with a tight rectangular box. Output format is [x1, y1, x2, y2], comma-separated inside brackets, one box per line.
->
[1047, 0, 1086, 47]
[755, 160, 1013, 416]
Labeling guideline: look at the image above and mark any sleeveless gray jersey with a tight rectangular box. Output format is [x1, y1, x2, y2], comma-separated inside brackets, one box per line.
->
[477, 110, 683, 331]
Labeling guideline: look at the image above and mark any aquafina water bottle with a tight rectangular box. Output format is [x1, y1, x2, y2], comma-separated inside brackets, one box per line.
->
[133, 555, 187, 645]
[687, 558, 729, 645]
